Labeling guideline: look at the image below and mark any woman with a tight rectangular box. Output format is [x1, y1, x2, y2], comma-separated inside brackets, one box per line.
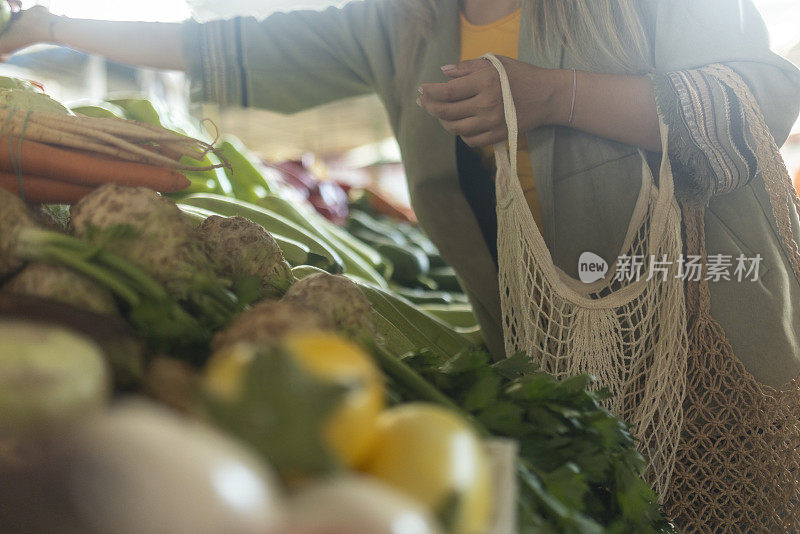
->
[3, 0, 800, 529]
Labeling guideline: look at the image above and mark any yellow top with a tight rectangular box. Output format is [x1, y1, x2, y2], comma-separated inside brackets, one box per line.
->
[459, 9, 543, 231]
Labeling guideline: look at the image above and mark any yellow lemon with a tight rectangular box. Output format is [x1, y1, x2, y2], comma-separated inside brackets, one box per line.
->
[362, 403, 491, 534]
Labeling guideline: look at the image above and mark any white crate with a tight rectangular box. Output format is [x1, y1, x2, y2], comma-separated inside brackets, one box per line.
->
[484, 438, 519, 534]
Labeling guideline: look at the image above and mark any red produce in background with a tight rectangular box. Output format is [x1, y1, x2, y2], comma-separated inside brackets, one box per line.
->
[272, 160, 350, 225]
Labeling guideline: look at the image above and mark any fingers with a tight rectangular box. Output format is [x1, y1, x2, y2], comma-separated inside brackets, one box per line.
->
[436, 116, 507, 148]
[419, 77, 481, 104]
[440, 58, 488, 79]
[460, 129, 507, 148]
[417, 95, 483, 121]
[438, 116, 486, 138]
[416, 56, 510, 147]
[420, 61, 500, 104]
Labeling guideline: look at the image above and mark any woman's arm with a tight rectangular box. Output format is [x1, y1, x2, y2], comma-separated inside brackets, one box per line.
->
[417, 56, 662, 152]
[0, 3, 392, 114]
[0, 7, 185, 70]
[567, 70, 661, 152]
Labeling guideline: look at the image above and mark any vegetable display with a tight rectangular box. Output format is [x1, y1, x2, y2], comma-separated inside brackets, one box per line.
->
[0, 81, 673, 534]
[398, 350, 671, 533]
[180, 193, 346, 273]
[283, 272, 376, 341]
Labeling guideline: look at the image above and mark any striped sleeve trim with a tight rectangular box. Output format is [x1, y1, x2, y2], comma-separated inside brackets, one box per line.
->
[188, 19, 248, 107]
[652, 64, 759, 204]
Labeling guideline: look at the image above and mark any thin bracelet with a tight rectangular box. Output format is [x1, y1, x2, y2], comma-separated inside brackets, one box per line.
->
[568, 68, 577, 125]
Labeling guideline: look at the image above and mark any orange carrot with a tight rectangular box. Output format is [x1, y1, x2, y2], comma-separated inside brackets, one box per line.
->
[0, 108, 226, 171]
[0, 135, 191, 192]
[0, 172, 95, 204]
[793, 166, 800, 199]
[365, 184, 417, 223]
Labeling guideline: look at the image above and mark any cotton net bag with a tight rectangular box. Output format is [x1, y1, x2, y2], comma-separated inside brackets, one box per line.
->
[662, 65, 800, 533]
[485, 51, 800, 532]
[482, 53, 688, 502]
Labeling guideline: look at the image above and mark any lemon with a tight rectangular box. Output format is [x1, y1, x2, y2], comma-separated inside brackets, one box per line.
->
[362, 403, 492, 534]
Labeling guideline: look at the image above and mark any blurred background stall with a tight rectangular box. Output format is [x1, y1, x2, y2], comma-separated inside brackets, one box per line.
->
[8, 0, 800, 206]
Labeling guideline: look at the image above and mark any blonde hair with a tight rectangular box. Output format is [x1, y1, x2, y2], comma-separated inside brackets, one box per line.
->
[392, 0, 652, 76]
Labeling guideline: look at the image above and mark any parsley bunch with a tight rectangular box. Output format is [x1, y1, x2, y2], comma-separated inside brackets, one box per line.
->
[382, 348, 673, 533]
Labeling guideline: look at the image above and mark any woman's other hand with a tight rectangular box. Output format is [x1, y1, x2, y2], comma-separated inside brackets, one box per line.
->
[417, 56, 571, 148]
[0, 5, 52, 56]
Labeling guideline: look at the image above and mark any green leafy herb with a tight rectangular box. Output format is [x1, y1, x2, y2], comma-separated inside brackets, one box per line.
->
[384, 348, 673, 533]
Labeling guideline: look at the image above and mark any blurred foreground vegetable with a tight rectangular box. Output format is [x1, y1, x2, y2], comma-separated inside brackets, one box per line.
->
[61, 400, 284, 534]
[201, 341, 347, 475]
[0, 321, 108, 435]
[284, 475, 443, 534]
[203, 333, 384, 472]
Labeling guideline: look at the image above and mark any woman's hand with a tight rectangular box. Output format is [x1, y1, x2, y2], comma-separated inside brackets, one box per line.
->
[417, 56, 571, 148]
[0, 5, 52, 57]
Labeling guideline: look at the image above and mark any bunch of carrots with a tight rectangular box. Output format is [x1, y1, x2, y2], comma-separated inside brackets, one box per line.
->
[0, 107, 226, 204]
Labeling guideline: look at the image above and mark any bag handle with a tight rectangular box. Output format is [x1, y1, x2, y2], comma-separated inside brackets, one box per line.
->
[481, 52, 675, 208]
[483, 53, 683, 307]
[481, 53, 519, 176]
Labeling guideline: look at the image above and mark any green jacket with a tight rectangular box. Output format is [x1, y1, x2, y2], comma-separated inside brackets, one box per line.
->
[183, 0, 800, 387]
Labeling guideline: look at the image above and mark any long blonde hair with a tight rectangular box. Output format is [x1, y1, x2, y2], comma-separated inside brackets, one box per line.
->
[392, 0, 652, 75]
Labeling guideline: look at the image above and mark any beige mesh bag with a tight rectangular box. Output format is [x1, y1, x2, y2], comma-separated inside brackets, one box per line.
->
[486, 53, 800, 530]
[483, 53, 688, 501]
[663, 65, 800, 533]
